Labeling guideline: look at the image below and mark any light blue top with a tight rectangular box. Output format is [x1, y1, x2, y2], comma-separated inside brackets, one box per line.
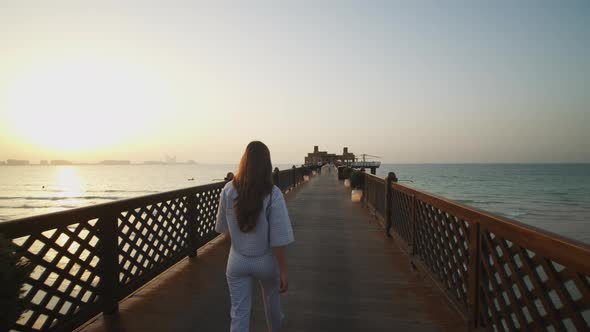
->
[215, 181, 294, 256]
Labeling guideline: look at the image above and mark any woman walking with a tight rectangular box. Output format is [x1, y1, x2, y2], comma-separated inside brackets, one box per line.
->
[215, 141, 294, 332]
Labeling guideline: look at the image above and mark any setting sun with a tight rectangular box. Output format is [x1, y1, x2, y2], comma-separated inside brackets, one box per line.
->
[4, 59, 169, 152]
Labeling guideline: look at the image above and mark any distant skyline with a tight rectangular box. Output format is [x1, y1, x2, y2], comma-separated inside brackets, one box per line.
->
[1, 1, 589, 163]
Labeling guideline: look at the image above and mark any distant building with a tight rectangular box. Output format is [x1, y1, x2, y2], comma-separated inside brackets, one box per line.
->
[99, 160, 131, 165]
[51, 160, 72, 165]
[144, 161, 166, 165]
[40, 160, 49, 165]
[186, 160, 196, 164]
[7, 159, 30, 165]
[304, 146, 355, 165]
[165, 155, 176, 163]
[0, 161, 6, 165]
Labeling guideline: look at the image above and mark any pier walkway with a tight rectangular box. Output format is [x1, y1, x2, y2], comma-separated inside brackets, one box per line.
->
[80, 170, 465, 331]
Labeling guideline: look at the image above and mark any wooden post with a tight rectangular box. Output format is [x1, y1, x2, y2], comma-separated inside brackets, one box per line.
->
[411, 195, 417, 255]
[273, 167, 280, 188]
[468, 222, 481, 329]
[385, 172, 398, 237]
[362, 171, 367, 207]
[98, 213, 119, 314]
[186, 194, 198, 258]
[292, 165, 296, 189]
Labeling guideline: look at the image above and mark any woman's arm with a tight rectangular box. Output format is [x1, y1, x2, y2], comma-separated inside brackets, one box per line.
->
[215, 187, 229, 234]
[268, 187, 293, 294]
[272, 246, 288, 293]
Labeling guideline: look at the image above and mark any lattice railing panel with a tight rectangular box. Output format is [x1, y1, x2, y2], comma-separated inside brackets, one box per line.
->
[278, 171, 292, 192]
[191, 186, 223, 247]
[11, 219, 102, 331]
[415, 199, 470, 312]
[363, 179, 590, 330]
[478, 229, 590, 332]
[117, 196, 189, 296]
[294, 169, 304, 184]
[365, 176, 385, 218]
[391, 189, 413, 244]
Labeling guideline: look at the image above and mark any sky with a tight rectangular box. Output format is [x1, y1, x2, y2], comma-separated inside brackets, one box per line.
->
[0, 0, 589, 164]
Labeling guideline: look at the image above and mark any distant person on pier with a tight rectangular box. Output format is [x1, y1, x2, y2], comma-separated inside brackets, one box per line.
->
[215, 141, 294, 332]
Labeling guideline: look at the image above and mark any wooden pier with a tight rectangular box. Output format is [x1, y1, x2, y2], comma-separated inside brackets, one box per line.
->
[2, 164, 589, 332]
[79, 169, 465, 331]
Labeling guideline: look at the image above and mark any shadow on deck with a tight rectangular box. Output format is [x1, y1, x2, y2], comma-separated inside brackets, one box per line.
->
[80, 171, 466, 331]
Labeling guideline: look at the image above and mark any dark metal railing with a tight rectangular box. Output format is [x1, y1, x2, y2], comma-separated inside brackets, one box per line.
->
[0, 166, 316, 332]
[362, 172, 590, 332]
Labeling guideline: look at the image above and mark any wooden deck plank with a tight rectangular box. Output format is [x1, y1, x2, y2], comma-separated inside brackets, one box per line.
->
[79, 171, 466, 332]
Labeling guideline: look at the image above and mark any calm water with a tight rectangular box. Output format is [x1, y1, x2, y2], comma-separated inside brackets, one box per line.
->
[1, 163, 589, 243]
[0, 164, 290, 222]
[378, 164, 590, 243]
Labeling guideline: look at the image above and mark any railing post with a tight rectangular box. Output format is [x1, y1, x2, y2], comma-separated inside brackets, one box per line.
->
[385, 172, 397, 237]
[468, 222, 481, 329]
[411, 195, 417, 255]
[273, 167, 280, 188]
[98, 212, 119, 314]
[292, 165, 296, 189]
[362, 173, 367, 207]
[300, 166, 304, 182]
[186, 193, 198, 258]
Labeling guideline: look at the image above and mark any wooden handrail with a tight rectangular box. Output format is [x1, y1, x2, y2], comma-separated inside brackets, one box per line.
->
[365, 173, 385, 184]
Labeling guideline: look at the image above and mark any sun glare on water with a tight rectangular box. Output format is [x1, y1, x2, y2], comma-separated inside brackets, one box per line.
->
[54, 166, 84, 198]
[4, 60, 168, 152]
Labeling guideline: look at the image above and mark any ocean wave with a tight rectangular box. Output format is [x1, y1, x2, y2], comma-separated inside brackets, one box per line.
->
[11, 204, 79, 209]
[455, 199, 506, 205]
[0, 196, 120, 201]
[88, 189, 159, 193]
[503, 211, 528, 219]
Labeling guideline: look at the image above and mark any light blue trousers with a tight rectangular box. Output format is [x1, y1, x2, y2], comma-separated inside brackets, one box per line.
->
[226, 248, 283, 332]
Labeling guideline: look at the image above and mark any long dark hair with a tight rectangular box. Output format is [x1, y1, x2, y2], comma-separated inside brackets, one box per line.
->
[233, 141, 273, 232]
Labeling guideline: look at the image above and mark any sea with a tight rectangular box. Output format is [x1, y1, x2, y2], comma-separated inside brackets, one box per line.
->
[1, 163, 589, 244]
[378, 164, 590, 244]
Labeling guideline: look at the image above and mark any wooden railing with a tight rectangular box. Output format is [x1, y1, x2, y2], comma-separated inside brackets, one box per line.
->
[274, 166, 307, 193]
[363, 174, 386, 220]
[362, 172, 590, 332]
[0, 166, 315, 332]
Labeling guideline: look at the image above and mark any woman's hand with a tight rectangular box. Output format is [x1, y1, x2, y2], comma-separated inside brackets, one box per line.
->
[273, 246, 289, 293]
[279, 270, 289, 293]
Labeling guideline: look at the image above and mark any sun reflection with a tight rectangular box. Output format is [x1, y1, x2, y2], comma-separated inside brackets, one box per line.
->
[54, 166, 84, 198]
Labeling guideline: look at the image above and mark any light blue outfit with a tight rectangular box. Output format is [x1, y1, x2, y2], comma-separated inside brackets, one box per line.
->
[215, 181, 294, 332]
